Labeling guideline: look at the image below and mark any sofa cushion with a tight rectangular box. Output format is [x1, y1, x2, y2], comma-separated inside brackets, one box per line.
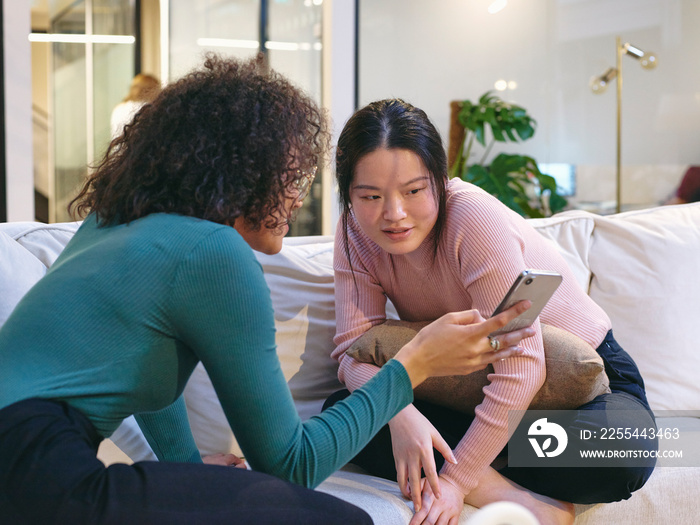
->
[256, 235, 344, 419]
[587, 203, 700, 411]
[0, 221, 80, 267]
[347, 321, 610, 413]
[318, 467, 540, 524]
[182, 235, 344, 456]
[528, 210, 595, 293]
[0, 230, 48, 326]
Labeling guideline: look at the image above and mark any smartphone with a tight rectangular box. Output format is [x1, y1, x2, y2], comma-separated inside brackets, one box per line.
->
[489, 269, 562, 336]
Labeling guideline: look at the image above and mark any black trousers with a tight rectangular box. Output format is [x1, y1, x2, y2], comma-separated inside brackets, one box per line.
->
[324, 330, 657, 504]
[0, 398, 372, 525]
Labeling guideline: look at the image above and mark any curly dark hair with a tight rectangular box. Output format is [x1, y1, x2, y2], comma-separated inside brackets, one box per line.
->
[70, 54, 328, 231]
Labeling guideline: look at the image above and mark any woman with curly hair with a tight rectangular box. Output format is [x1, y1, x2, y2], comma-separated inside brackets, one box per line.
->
[0, 56, 532, 524]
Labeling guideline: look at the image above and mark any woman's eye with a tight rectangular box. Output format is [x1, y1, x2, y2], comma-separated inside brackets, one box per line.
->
[361, 195, 380, 201]
[408, 187, 425, 195]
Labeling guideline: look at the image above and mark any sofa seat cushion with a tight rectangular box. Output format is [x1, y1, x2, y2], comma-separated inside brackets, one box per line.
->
[317, 466, 486, 524]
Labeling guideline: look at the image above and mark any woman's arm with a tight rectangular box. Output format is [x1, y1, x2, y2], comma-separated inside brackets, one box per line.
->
[333, 220, 460, 508]
[168, 228, 415, 488]
[134, 395, 201, 463]
[166, 227, 528, 490]
[332, 212, 539, 508]
[438, 189, 546, 495]
[332, 222, 390, 391]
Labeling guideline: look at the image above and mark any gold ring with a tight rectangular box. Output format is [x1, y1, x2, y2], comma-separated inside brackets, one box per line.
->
[488, 335, 501, 352]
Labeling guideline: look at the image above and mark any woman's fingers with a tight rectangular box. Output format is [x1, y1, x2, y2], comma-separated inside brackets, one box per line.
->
[442, 308, 485, 325]
[421, 451, 441, 502]
[432, 430, 457, 466]
[397, 461, 410, 499]
[408, 462, 423, 511]
[202, 453, 243, 466]
[481, 323, 537, 364]
[479, 300, 531, 335]
[422, 428, 455, 502]
[394, 301, 535, 385]
[409, 481, 434, 525]
[495, 324, 535, 347]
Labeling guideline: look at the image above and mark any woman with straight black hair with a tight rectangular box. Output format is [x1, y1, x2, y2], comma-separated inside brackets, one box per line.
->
[328, 99, 657, 525]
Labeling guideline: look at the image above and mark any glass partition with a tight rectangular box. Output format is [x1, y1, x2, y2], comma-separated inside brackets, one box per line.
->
[48, 0, 135, 222]
[358, 0, 700, 212]
[93, 0, 136, 160]
[51, 1, 88, 222]
[268, 0, 322, 236]
[268, 0, 322, 101]
[169, 0, 260, 80]
[168, 0, 323, 235]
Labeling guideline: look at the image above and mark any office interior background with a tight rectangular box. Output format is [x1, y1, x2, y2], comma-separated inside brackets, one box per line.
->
[2, 0, 699, 234]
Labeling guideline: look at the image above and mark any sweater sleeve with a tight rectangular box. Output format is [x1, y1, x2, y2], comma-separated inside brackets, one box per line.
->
[331, 220, 388, 391]
[134, 395, 201, 463]
[167, 228, 414, 488]
[439, 190, 546, 495]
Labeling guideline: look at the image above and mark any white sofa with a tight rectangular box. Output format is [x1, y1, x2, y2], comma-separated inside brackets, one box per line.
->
[2, 203, 699, 524]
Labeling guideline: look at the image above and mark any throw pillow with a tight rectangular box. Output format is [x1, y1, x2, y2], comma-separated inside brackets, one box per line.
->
[587, 203, 700, 411]
[346, 320, 610, 414]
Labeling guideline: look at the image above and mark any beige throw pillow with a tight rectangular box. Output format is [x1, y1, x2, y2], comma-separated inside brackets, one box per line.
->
[346, 320, 611, 414]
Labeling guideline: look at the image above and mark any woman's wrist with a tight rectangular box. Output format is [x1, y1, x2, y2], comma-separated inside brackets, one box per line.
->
[393, 339, 428, 389]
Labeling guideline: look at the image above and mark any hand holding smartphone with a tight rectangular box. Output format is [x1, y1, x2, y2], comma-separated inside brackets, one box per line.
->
[489, 269, 562, 336]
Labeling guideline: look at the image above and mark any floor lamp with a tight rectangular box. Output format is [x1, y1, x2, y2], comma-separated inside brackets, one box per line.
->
[590, 37, 657, 213]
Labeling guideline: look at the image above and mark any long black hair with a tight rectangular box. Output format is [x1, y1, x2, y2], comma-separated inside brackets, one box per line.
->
[335, 99, 448, 259]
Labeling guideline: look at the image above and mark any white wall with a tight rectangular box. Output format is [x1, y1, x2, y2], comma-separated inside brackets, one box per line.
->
[322, 0, 355, 234]
[358, 0, 699, 207]
[4, 0, 34, 221]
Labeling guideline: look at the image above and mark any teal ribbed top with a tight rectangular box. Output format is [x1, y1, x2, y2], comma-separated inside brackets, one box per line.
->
[0, 214, 412, 487]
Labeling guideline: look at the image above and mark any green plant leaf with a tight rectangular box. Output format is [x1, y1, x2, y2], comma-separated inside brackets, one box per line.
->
[458, 102, 474, 129]
[474, 121, 486, 147]
[548, 192, 568, 214]
[455, 92, 567, 218]
[479, 91, 495, 105]
[503, 127, 518, 142]
[536, 173, 558, 192]
[490, 124, 506, 142]
[491, 153, 527, 173]
[513, 120, 535, 141]
[512, 106, 527, 119]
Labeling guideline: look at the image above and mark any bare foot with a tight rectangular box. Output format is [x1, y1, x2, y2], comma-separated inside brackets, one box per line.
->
[464, 467, 575, 525]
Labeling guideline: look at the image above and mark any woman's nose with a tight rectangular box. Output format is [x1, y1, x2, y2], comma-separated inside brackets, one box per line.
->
[383, 197, 407, 221]
[287, 197, 304, 223]
[293, 198, 304, 210]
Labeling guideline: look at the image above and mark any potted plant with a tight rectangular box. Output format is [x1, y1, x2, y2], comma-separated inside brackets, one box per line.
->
[448, 91, 567, 218]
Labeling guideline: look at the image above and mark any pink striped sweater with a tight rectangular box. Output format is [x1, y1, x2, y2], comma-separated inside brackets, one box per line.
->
[332, 177, 611, 495]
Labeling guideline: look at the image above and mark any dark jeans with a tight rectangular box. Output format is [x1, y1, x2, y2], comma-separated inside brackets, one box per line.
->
[0, 398, 372, 525]
[324, 330, 657, 504]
